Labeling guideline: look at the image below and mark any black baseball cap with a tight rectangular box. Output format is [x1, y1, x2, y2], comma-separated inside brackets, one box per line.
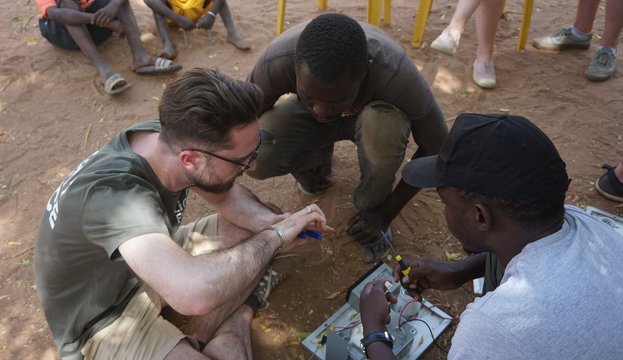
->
[402, 113, 570, 199]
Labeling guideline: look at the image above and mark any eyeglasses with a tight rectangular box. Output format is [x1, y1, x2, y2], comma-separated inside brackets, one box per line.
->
[184, 135, 262, 170]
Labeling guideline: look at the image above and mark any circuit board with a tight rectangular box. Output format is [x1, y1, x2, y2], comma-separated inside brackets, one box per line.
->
[301, 263, 452, 359]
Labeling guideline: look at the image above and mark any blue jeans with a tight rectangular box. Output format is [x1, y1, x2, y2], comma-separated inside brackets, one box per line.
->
[248, 95, 411, 211]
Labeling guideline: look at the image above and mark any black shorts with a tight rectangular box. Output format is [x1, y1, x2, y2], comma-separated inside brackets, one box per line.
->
[38, 0, 114, 50]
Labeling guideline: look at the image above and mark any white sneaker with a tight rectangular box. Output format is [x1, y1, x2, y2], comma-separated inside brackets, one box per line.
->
[472, 60, 496, 89]
[431, 29, 460, 55]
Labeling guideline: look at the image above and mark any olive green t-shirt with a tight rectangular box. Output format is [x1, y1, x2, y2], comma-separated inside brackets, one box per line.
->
[34, 120, 188, 359]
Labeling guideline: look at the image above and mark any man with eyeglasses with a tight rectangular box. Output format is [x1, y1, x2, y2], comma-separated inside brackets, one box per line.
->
[34, 68, 333, 360]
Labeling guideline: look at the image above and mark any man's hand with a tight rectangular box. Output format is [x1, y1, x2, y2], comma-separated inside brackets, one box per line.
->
[347, 203, 391, 245]
[269, 204, 334, 252]
[195, 12, 216, 30]
[393, 258, 464, 300]
[359, 280, 397, 333]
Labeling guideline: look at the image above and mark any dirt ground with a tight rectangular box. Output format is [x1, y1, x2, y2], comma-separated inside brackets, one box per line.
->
[0, 0, 621, 358]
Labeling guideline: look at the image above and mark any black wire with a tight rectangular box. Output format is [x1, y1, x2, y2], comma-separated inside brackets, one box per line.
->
[402, 318, 449, 353]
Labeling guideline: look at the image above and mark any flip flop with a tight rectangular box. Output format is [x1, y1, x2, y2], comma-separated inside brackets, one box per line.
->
[102, 73, 131, 95]
[134, 57, 182, 75]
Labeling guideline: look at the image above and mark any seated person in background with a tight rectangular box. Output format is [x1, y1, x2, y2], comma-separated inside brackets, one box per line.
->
[358, 113, 623, 359]
[144, 0, 250, 60]
[532, 0, 622, 82]
[36, 0, 182, 95]
[430, 0, 504, 89]
[35, 68, 332, 359]
[247, 13, 448, 263]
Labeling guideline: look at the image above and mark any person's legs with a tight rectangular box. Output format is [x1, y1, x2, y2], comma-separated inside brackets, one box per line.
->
[151, 0, 177, 59]
[163, 305, 254, 360]
[57, 0, 117, 84]
[584, 0, 622, 81]
[600, 0, 623, 48]
[114, 0, 158, 69]
[173, 214, 300, 345]
[218, 1, 250, 50]
[573, 0, 601, 33]
[446, 0, 482, 35]
[473, 0, 503, 63]
[247, 95, 339, 195]
[200, 305, 253, 359]
[166, 215, 263, 357]
[472, 0, 504, 88]
[432, 0, 482, 55]
[81, 284, 193, 360]
[352, 102, 409, 262]
[353, 101, 410, 212]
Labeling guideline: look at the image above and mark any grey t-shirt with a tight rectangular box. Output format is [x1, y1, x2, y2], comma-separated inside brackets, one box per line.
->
[247, 20, 444, 142]
[449, 206, 623, 359]
[34, 120, 188, 359]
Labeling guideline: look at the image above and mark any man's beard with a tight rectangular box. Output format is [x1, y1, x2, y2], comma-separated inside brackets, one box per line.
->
[189, 172, 239, 194]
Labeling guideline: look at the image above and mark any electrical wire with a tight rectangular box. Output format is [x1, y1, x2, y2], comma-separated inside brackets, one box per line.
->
[396, 297, 458, 353]
[403, 317, 449, 353]
[335, 320, 362, 332]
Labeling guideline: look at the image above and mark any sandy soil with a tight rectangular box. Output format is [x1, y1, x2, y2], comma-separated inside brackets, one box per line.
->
[0, 0, 621, 358]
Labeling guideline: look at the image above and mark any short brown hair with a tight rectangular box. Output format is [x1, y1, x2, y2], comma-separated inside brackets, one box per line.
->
[159, 68, 264, 149]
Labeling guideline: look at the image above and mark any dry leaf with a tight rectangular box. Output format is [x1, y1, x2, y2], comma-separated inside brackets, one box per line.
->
[259, 324, 271, 333]
[325, 291, 341, 300]
[445, 250, 463, 261]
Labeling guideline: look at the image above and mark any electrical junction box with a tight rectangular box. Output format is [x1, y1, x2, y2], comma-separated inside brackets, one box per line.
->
[302, 262, 452, 359]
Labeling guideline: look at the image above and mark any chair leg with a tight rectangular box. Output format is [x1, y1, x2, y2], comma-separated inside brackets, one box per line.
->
[276, 0, 286, 35]
[412, 0, 433, 48]
[318, 0, 327, 10]
[383, 0, 391, 25]
[368, 0, 382, 26]
[517, 0, 534, 51]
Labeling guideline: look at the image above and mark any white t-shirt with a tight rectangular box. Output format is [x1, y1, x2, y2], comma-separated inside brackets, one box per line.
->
[449, 205, 623, 359]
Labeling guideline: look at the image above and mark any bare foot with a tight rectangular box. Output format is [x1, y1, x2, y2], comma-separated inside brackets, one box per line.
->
[159, 43, 177, 60]
[227, 34, 251, 51]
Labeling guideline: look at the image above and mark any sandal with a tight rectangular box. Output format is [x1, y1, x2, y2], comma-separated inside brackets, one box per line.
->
[595, 163, 623, 202]
[102, 73, 131, 95]
[134, 57, 183, 75]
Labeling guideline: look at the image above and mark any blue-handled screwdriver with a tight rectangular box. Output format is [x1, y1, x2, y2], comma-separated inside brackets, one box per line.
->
[298, 230, 322, 240]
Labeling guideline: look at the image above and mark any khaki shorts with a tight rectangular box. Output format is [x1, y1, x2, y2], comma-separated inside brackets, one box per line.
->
[81, 215, 219, 360]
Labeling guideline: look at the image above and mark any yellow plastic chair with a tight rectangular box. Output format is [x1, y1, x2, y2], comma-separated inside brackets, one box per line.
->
[411, 0, 534, 51]
[276, 0, 392, 35]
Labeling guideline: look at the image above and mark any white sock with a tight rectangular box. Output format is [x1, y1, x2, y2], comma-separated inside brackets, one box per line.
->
[570, 26, 592, 40]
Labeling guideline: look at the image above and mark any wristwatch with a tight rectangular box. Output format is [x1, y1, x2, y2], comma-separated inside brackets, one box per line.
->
[360, 331, 394, 358]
